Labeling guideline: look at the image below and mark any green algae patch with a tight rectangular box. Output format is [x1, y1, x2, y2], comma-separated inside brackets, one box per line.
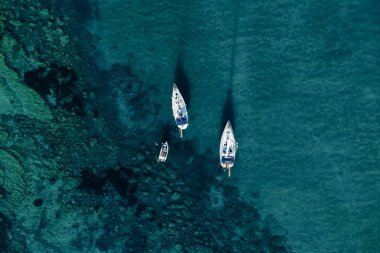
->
[0, 149, 26, 217]
[0, 53, 53, 121]
[0, 129, 9, 142]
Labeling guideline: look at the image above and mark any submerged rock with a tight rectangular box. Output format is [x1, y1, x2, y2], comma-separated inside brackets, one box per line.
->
[170, 192, 181, 201]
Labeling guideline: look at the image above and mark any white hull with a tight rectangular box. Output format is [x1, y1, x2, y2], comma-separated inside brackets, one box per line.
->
[172, 84, 188, 134]
[219, 121, 237, 176]
[158, 142, 169, 162]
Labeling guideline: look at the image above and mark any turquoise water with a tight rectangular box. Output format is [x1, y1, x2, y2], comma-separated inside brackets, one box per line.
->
[91, 0, 380, 252]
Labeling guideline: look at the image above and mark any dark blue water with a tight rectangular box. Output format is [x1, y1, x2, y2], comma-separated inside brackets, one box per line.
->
[91, 0, 380, 252]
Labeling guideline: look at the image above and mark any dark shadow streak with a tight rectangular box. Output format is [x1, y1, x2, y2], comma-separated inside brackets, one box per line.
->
[69, 0, 94, 21]
[220, 88, 235, 134]
[161, 124, 171, 143]
[174, 59, 191, 108]
[229, 0, 240, 88]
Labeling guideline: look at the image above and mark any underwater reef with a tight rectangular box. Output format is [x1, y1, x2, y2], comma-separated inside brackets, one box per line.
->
[0, 1, 291, 252]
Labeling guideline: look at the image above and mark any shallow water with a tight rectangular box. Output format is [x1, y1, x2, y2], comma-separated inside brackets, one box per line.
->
[91, 0, 380, 252]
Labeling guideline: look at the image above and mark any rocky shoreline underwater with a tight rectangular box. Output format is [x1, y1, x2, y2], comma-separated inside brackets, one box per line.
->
[0, 1, 291, 252]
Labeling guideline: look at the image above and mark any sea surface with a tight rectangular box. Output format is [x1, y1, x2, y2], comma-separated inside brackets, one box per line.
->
[85, 0, 380, 252]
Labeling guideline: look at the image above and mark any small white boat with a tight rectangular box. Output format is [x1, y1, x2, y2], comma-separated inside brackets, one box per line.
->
[219, 121, 237, 177]
[172, 83, 188, 137]
[158, 141, 169, 162]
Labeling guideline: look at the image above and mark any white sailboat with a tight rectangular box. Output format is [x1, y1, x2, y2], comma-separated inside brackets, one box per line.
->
[158, 141, 169, 162]
[219, 121, 237, 177]
[172, 84, 188, 137]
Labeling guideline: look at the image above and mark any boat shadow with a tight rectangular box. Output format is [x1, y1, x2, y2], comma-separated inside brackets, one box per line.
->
[161, 123, 171, 143]
[174, 58, 191, 108]
[220, 88, 235, 134]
